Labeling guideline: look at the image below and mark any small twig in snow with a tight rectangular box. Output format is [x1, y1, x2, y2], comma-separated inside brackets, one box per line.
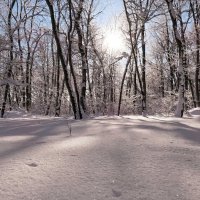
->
[65, 117, 72, 136]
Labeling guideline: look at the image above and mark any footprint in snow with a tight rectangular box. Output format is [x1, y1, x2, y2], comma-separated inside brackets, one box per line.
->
[36, 141, 46, 145]
[26, 162, 38, 167]
[112, 189, 122, 197]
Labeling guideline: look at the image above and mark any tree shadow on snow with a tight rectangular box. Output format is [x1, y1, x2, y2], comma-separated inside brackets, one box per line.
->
[0, 119, 74, 160]
[88, 117, 200, 146]
[0, 117, 199, 160]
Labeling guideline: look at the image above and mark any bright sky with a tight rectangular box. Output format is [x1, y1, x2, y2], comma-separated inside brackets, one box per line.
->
[95, 0, 126, 55]
[96, 0, 124, 25]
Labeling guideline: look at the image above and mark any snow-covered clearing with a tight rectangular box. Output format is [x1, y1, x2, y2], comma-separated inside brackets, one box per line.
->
[0, 113, 200, 200]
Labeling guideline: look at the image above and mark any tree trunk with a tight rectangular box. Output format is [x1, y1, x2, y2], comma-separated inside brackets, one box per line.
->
[118, 53, 132, 116]
[190, 0, 200, 107]
[1, 0, 16, 118]
[45, 0, 82, 119]
[73, 0, 87, 112]
[141, 24, 147, 116]
[166, 0, 185, 117]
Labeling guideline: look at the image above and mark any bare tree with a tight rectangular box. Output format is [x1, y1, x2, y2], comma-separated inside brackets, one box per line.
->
[45, 0, 83, 119]
[1, 0, 17, 118]
[190, 0, 200, 107]
[165, 0, 186, 117]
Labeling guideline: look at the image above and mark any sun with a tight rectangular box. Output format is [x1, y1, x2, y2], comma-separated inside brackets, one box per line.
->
[103, 30, 125, 54]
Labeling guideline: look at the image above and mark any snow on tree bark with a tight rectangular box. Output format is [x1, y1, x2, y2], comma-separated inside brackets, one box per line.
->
[165, 0, 185, 117]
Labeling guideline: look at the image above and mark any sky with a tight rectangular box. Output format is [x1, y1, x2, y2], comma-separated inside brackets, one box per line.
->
[95, 0, 124, 26]
[95, 0, 127, 55]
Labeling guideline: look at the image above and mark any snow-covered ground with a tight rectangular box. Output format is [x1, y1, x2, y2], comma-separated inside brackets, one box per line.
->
[188, 107, 200, 119]
[0, 111, 200, 200]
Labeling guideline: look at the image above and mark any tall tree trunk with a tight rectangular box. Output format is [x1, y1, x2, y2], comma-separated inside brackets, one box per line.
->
[55, 53, 61, 116]
[123, 0, 145, 115]
[195, 32, 200, 107]
[25, 51, 31, 111]
[166, 0, 185, 117]
[165, 18, 175, 92]
[1, 0, 16, 118]
[141, 24, 147, 116]
[190, 0, 200, 107]
[16, 0, 25, 108]
[45, 0, 82, 119]
[84, 0, 95, 113]
[67, 0, 82, 118]
[73, 0, 87, 112]
[118, 53, 132, 116]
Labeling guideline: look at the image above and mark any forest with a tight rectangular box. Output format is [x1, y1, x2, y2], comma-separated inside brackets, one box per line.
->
[0, 0, 200, 119]
[1, 1, 200, 200]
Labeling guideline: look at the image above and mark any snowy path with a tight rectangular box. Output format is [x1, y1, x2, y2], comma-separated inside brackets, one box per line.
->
[0, 116, 200, 200]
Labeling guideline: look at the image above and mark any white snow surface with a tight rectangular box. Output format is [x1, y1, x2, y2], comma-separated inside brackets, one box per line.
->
[0, 113, 200, 200]
[4, 109, 53, 120]
[188, 107, 200, 116]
